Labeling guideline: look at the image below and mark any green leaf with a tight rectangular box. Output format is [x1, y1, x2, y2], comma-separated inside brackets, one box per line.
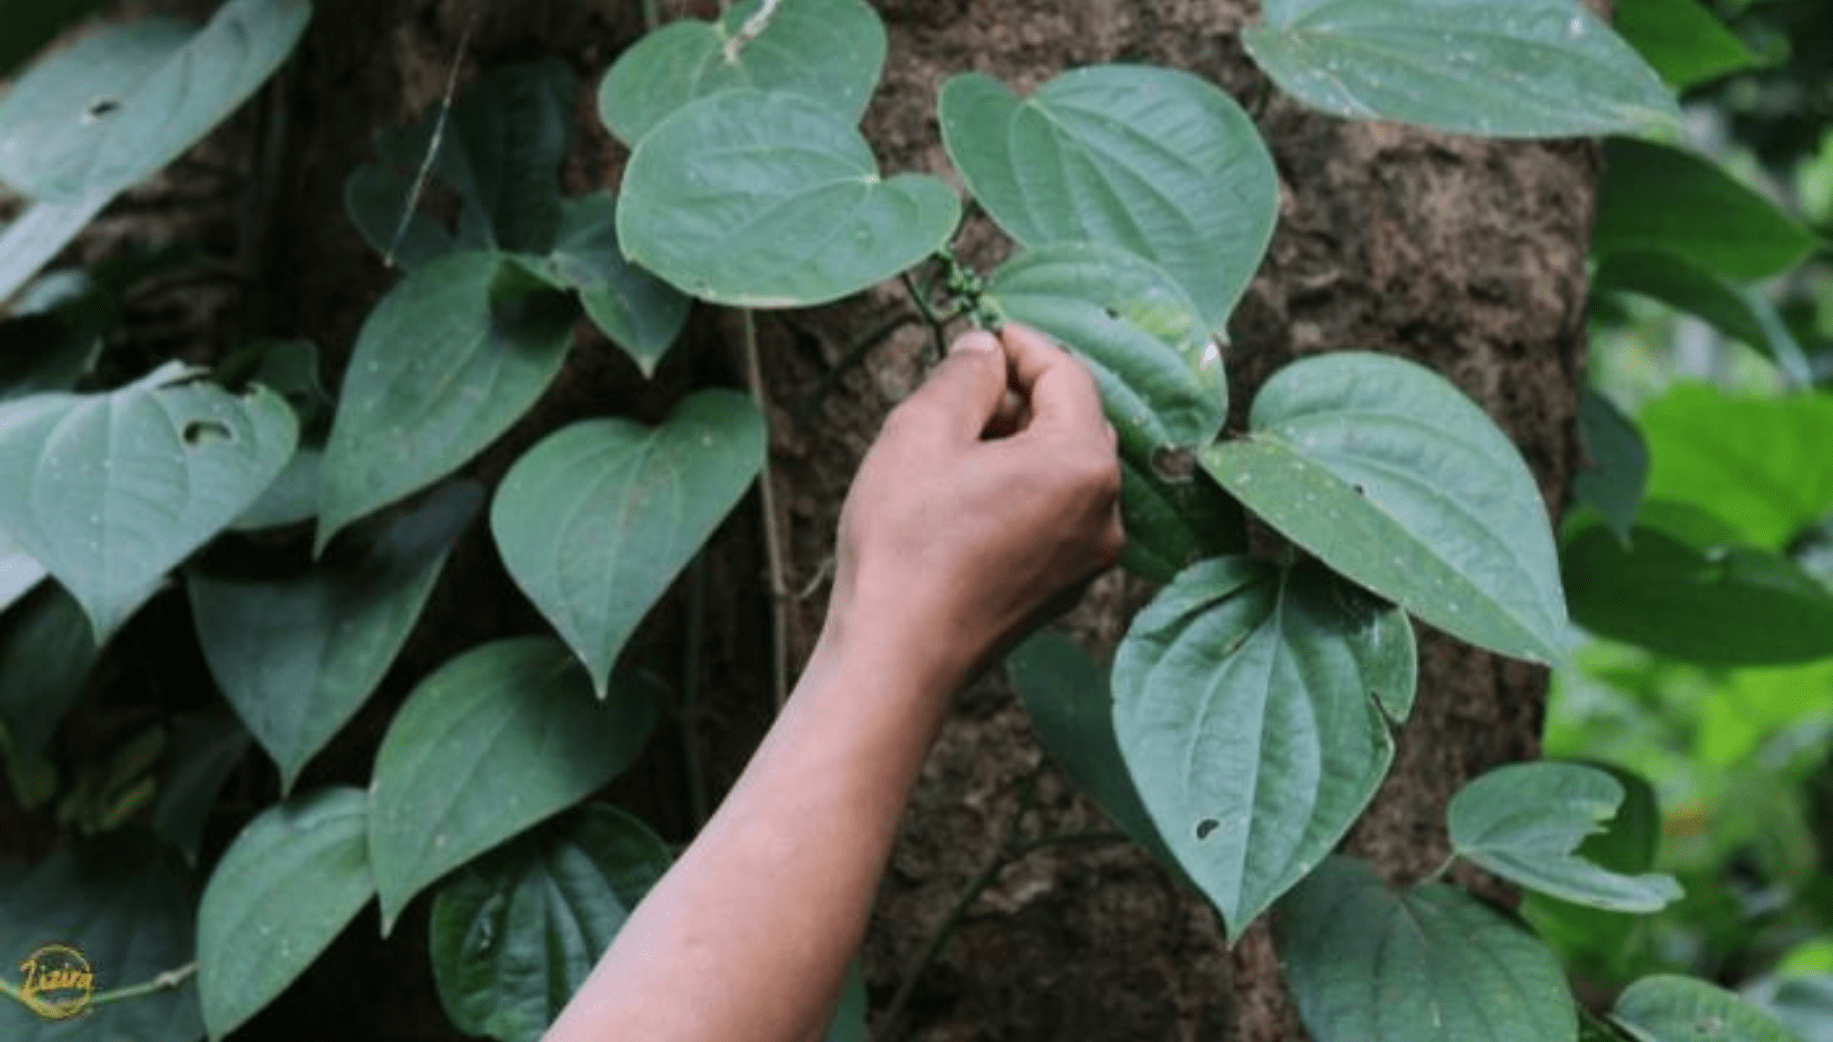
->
[0, 527, 46, 615]
[197, 788, 373, 1039]
[368, 637, 657, 933]
[1117, 458, 1247, 584]
[0, 363, 299, 640]
[190, 481, 480, 792]
[229, 340, 333, 531]
[0, 194, 110, 307]
[618, 89, 960, 307]
[1202, 351, 1569, 664]
[428, 805, 672, 1042]
[1613, 975, 1800, 1042]
[0, 0, 311, 201]
[1005, 631, 1177, 869]
[825, 961, 868, 1042]
[0, 832, 202, 1042]
[0, 0, 113, 78]
[597, 0, 887, 146]
[1573, 389, 1648, 545]
[1594, 139, 1821, 282]
[1593, 250, 1813, 385]
[1274, 856, 1577, 1042]
[1448, 761, 1682, 912]
[1243, 0, 1677, 139]
[542, 193, 692, 377]
[151, 708, 251, 864]
[316, 252, 575, 552]
[491, 390, 764, 695]
[1562, 507, 1833, 666]
[1112, 559, 1415, 936]
[1637, 384, 1833, 550]
[1614, 0, 1760, 89]
[939, 65, 1276, 331]
[0, 584, 95, 764]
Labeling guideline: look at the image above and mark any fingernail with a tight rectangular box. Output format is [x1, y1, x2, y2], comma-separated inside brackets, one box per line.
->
[949, 331, 999, 354]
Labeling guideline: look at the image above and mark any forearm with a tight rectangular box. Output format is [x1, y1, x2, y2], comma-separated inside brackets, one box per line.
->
[546, 614, 961, 1042]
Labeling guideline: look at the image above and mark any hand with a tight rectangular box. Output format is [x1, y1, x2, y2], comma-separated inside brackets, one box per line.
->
[826, 323, 1125, 683]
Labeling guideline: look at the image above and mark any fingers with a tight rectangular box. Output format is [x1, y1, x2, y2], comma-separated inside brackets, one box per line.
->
[1000, 323, 1106, 432]
[887, 330, 1009, 443]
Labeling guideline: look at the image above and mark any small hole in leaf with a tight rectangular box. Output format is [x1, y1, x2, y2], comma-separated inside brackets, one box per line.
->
[182, 419, 234, 446]
[1196, 819, 1219, 841]
[1352, 483, 1367, 496]
[87, 98, 121, 119]
[1103, 305, 1121, 321]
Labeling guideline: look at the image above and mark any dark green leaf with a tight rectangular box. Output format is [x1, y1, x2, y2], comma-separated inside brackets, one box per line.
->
[0, 527, 46, 616]
[0, 363, 299, 640]
[368, 637, 657, 933]
[542, 193, 691, 377]
[0, 0, 113, 78]
[940, 65, 1276, 331]
[1448, 761, 1681, 912]
[1594, 139, 1820, 282]
[1614, 0, 1759, 89]
[428, 805, 672, 1042]
[150, 708, 250, 864]
[1275, 856, 1576, 1042]
[0, 194, 111, 310]
[598, 0, 887, 146]
[0, 306, 105, 407]
[229, 341, 332, 531]
[619, 90, 960, 307]
[0, 584, 94, 764]
[197, 788, 373, 1039]
[1113, 559, 1415, 936]
[316, 252, 575, 552]
[491, 391, 764, 695]
[1612, 975, 1799, 1042]
[1202, 352, 1569, 664]
[0, 0, 311, 201]
[1243, 0, 1677, 139]
[342, 165, 456, 272]
[191, 482, 480, 792]
[1573, 389, 1648, 546]
[1116, 459, 1246, 584]
[1594, 250, 1813, 385]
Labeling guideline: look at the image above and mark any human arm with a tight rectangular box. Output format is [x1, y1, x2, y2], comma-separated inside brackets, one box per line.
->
[544, 324, 1124, 1042]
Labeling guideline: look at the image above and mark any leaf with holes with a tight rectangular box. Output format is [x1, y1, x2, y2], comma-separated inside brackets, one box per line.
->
[941, 65, 1276, 331]
[368, 637, 656, 933]
[1448, 761, 1681, 912]
[491, 390, 764, 695]
[0, 362, 298, 640]
[540, 193, 692, 377]
[0, 0, 311, 201]
[598, 0, 887, 146]
[1243, 0, 1677, 139]
[429, 805, 673, 1042]
[198, 788, 374, 1039]
[1613, 975, 1799, 1042]
[316, 252, 575, 552]
[1112, 558, 1415, 937]
[1573, 389, 1647, 545]
[1202, 352, 1569, 664]
[1274, 856, 1576, 1042]
[619, 90, 959, 307]
[190, 481, 480, 793]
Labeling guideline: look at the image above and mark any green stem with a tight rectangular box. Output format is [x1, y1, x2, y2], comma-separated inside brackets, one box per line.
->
[1424, 852, 1459, 885]
[386, 12, 477, 267]
[739, 309, 791, 708]
[1, 962, 196, 1014]
[723, 0, 782, 59]
[680, 555, 711, 828]
[796, 311, 921, 417]
[902, 270, 950, 362]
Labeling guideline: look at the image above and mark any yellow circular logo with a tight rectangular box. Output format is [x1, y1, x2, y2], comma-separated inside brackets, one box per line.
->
[17, 944, 93, 1020]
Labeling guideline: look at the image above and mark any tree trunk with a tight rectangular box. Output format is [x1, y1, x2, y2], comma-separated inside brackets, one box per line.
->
[255, 0, 1593, 1038]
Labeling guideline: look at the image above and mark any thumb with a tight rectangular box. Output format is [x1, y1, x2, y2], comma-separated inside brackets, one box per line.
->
[899, 330, 1009, 443]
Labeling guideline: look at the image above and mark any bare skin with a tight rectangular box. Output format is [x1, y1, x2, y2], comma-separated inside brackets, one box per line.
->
[545, 324, 1124, 1042]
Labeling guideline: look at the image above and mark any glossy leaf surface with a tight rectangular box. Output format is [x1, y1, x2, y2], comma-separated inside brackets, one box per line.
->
[0, 585, 95, 763]
[1203, 352, 1568, 664]
[0, 363, 298, 639]
[429, 805, 672, 1042]
[941, 65, 1275, 330]
[598, 0, 887, 145]
[190, 482, 480, 791]
[1275, 856, 1575, 1042]
[542, 193, 691, 376]
[1244, 0, 1676, 139]
[1613, 975, 1799, 1042]
[1573, 389, 1648, 545]
[198, 788, 373, 1039]
[1113, 559, 1415, 936]
[619, 90, 959, 307]
[316, 252, 575, 551]
[368, 638, 657, 931]
[491, 390, 764, 695]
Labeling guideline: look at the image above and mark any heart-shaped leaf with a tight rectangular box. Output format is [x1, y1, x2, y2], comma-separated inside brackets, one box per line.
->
[1573, 389, 1648, 546]
[598, 0, 887, 146]
[0, 584, 95, 764]
[619, 90, 960, 307]
[491, 389, 765, 695]
[1202, 351, 1569, 664]
[940, 65, 1276, 331]
[1274, 856, 1576, 1042]
[541, 193, 692, 377]
[0, 0, 311, 201]
[0, 363, 299, 640]
[316, 251, 576, 552]
[1613, 975, 1799, 1042]
[1448, 761, 1682, 912]
[1243, 0, 1677, 139]
[1594, 250, 1813, 387]
[197, 788, 374, 1039]
[0, 527, 45, 616]
[1615, 0, 1758, 89]
[368, 637, 657, 932]
[429, 804, 673, 1042]
[1113, 558, 1415, 937]
[190, 481, 480, 793]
